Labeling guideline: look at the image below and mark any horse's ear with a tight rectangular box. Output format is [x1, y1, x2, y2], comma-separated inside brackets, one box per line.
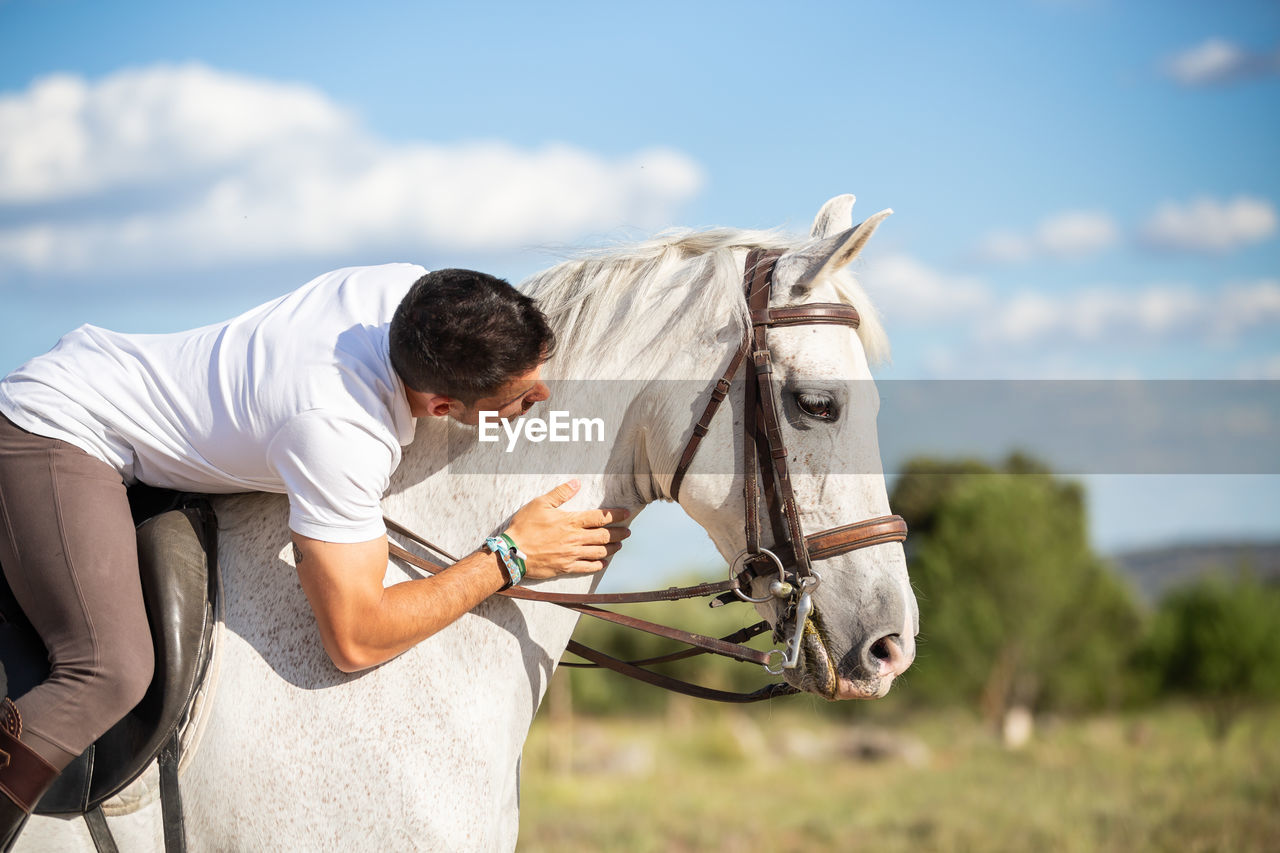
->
[778, 208, 892, 295]
[810, 194, 856, 239]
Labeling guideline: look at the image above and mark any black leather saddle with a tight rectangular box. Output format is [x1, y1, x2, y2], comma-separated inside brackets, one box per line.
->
[0, 486, 218, 816]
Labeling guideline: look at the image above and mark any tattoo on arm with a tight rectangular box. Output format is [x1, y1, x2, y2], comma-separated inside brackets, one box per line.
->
[293, 543, 305, 565]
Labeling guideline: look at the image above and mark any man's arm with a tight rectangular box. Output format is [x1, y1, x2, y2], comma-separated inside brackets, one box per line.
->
[292, 534, 510, 673]
[293, 480, 630, 673]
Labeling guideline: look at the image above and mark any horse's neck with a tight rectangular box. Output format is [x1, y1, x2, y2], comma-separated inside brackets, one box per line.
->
[375, 262, 743, 705]
[383, 297, 738, 602]
[386, 269, 736, 537]
[385, 386, 641, 541]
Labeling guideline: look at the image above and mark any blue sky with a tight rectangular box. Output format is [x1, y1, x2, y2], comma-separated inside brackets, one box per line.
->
[1, 0, 1277, 582]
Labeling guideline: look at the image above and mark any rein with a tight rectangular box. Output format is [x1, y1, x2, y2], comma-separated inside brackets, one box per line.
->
[383, 247, 907, 703]
[384, 520, 791, 703]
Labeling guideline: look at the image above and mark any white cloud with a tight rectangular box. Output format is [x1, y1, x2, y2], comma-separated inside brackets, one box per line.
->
[859, 253, 992, 323]
[1164, 38, 1280, 87]
[975, 210, 1119, 263]
[976, 197, 1276, 262]
[863, 248, 1277, 350]
[972, 229, 1032, 264]
[1139, 196, 1277, 253]
[0, 64, 704, 275]
[860, 248, 1278, 378]
[1234, 353, 1280, 380]
[979, 287, 1200, 345]
[980, 279, 1280, 345]
[1036, 210, 1121, 257]
[0, 66, 353, 204]
[1214, 280, 1280, 337]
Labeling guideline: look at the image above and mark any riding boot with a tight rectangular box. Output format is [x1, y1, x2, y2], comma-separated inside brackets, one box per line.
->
[0, 698, 59, 851]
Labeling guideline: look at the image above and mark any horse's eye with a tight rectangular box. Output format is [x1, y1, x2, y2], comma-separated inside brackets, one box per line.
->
[795, 392, 837, 421]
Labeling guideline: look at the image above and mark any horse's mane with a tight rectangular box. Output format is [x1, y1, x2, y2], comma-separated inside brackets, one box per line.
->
[520, 227, 890, 379]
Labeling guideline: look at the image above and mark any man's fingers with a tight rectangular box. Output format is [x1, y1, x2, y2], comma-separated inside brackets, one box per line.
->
[583, 527, 629, 545]
[575, 543, 620, 560]
[573, 507, 631, 528]
[541, 479, 581, 508]
[567, 560, 607, 574]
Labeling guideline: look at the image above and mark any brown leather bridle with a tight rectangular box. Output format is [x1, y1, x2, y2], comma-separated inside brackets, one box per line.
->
[672, 248, 907, 575]
[385, 247, 907, 702]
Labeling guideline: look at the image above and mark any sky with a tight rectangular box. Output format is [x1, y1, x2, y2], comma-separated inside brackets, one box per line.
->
[1, 0, 1277, 586]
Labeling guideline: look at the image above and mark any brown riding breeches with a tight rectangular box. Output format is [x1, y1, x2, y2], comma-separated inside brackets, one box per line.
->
[0, 414, 154, 771]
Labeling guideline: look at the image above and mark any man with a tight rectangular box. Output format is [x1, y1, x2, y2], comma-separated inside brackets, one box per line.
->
[0, 263, 629, 845]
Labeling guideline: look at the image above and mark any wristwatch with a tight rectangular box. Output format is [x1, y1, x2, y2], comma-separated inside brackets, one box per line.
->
[484, 533, 527, 590]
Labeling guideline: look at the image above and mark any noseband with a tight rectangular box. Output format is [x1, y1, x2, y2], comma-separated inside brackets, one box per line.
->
[384, 247, 906, 702]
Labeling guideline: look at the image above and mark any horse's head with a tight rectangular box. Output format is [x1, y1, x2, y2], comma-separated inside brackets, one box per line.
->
[672, 195, 917, 700]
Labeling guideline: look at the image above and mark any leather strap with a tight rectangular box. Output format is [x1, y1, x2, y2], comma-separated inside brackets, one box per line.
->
[749, 304, 860, 328]
[84, 806, 120, 853]
[670, 341, 748, 502]
[385, 540, 744, 606]
[385, 541, 772, 667]
[564, 641, 799, 703]
[805, 516, 908, 560]
[766, 515, 908, 566]
[568, 605, 775, 666]
[669, 303, 857, 502]
[159, 732, 186, 853]
[557, 621, 771, 668]
[78, 729, 190, 853]
[747, 250, 816, 580]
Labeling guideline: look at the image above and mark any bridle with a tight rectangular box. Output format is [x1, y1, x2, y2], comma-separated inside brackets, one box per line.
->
[670, 247, 908, 671]
[385, 247, 907, 702]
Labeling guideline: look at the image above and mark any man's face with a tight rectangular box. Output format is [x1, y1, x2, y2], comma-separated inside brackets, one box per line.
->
[452, 364, 550, 426]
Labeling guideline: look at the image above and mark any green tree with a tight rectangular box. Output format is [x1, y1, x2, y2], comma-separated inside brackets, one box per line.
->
[891, 455, 1141, 724]
[1137, 572, 1280, 738]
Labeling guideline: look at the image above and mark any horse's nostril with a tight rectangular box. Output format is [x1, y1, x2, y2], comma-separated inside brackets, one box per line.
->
[870, 635, 896, 663]
[865, 633, 911, 678]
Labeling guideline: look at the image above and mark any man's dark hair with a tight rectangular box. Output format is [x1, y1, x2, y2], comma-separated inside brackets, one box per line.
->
[390, 268, 556, 405]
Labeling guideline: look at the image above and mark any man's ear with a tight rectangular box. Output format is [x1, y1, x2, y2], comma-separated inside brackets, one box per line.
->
[431, 396, 457, 418]
[406, 388, 456, 418]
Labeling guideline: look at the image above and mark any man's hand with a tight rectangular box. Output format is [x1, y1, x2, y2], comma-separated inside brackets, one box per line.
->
[504, 479, 631, 578]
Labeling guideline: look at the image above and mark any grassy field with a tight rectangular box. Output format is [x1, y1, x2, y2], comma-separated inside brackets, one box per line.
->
[518, 700, 1280, 852]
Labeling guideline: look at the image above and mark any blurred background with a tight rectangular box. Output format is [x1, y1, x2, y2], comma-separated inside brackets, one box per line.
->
[2, 1, 1278, 849]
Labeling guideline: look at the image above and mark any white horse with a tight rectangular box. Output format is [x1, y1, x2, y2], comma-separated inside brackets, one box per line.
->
[19, 194, 916, 851]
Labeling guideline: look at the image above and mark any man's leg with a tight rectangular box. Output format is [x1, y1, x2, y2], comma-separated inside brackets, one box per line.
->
[0, 415, 154, 831]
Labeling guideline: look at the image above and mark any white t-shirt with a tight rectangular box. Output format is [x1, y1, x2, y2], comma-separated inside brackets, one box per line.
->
[0, 263, 424, 543]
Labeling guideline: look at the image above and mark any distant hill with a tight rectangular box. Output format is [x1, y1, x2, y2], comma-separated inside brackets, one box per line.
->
[1109, 541, 1280, 604]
